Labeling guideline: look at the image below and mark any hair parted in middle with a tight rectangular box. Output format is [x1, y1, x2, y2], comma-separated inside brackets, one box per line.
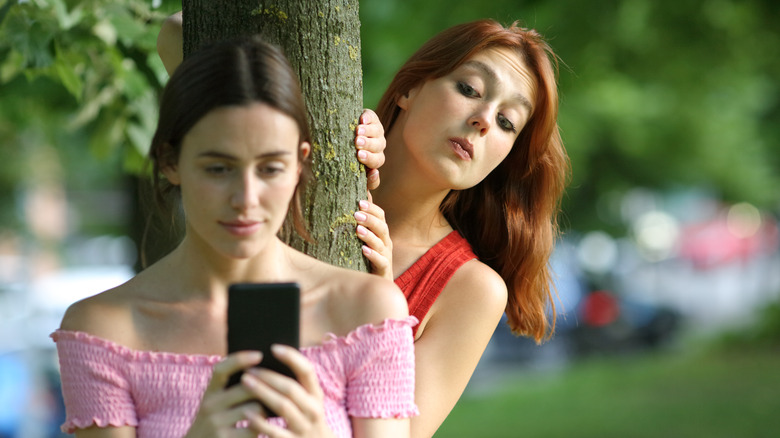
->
[148, 35, 313, 240]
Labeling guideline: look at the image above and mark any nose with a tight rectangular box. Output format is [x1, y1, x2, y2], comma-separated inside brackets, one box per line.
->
[467, 106, 492, 136]
[230, 172, 261, 211]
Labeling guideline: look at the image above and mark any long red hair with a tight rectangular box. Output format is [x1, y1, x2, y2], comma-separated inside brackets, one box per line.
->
[376, 19, 569, 342]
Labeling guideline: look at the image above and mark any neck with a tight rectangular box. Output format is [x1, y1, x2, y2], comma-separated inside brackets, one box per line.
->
[162, 234, 294, 302]
[373, 127, 453, 246]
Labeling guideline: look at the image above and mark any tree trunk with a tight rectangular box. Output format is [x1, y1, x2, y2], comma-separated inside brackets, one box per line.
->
[181, 0, 367, 271]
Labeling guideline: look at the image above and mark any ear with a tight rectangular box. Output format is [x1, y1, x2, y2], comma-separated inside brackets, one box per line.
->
[396, 86, 420, 111]
[158, 142, 181, 185]
[300, 141, 311, 159]
[298, 141, 311, 176]
[161, 163, 181, 186]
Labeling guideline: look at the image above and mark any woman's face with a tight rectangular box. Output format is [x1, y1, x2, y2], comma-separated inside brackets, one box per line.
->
[397, 46, 537, 190]
[164, 103, 308, 260]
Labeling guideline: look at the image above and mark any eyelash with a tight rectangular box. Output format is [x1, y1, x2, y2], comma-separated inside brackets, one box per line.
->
[457, 81, 517, 133]
[457, 81, 480, 98]
[497, 115, 516, 133]
[258, 164, 284, 176]
[205, 163, 231, 175]
[203, 163, 285, 177]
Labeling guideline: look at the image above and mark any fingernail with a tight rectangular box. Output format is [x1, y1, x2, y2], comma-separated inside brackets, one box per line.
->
[362, 245, 372, 256]
[357, 150, 367, 160]
[248, 351, 263, 363]
[354, 211, 367, 222]
[356, 137, 366, 147]
[357, 126, 366, 135]
[356, 225, 368, 236]
[359, 200, 369, 210]
[241, 372, 259, 387]
[271, 344, 287, 356]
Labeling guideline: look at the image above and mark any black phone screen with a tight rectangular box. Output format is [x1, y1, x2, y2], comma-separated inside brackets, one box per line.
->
[225, 282, 300, 408]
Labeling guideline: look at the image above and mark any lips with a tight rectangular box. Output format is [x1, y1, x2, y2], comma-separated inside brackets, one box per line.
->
[449, 137, 474, 161]
[220, 219, 263, 236]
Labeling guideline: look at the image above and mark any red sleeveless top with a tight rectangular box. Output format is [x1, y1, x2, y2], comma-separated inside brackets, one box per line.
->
[394, 231, 477, 335]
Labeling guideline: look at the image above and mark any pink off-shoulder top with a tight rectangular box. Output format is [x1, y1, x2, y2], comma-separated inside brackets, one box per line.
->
[51, 316, 418, 438]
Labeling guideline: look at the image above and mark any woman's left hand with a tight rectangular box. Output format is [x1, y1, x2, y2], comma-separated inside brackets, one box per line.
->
[242, 345, 336, 438]
[354, 109, 386, 191]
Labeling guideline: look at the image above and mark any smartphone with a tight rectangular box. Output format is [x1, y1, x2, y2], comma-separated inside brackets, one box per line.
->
[225, 282, 300, 415]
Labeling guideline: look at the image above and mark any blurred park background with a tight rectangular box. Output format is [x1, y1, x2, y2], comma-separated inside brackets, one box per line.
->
[1, 0, 779, 436]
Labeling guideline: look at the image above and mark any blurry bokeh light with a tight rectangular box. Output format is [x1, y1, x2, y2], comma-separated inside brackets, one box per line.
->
[633, 211, 679, 262]
[576, 231, 618, 275]
[726, 202, 761, 238]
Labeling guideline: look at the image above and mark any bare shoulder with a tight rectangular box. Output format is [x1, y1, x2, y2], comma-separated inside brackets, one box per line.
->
[347, 269, 408, 319]
[59, 278, 138, 345]
[436, 259, 507, 321]
[321, 264, 409, 332]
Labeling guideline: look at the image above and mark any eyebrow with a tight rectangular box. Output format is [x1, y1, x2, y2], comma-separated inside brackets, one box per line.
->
[461, 60, 534, 112]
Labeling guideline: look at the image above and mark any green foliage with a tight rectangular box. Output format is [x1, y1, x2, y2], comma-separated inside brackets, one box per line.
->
[0, 0, 178, 232]
[361, 0, 780, 232]
[1, 0, 779, 235]
[0, 0, 173, 168]
[551, 0, 780, 230]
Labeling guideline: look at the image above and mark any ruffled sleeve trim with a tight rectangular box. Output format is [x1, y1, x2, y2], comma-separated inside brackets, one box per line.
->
[61, 417, 139, 434]
[51, 329, 223, 365]
[313, 316, 418, 351]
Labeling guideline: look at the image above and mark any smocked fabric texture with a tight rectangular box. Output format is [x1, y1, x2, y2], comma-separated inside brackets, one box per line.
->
[394, 231, 477, 335]
[51, 316, 418, 437]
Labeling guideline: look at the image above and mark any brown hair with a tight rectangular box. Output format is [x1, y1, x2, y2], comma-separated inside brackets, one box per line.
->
[148, 35, 312, 246]
[376, 20, 569, 342]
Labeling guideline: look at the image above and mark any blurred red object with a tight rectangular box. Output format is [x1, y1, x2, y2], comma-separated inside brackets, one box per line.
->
[582, 290, 620, 327]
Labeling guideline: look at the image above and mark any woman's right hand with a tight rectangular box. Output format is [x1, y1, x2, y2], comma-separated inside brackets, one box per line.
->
[355, 200, 394, 280]
[241, 345, 335, 438]
[184, 351, 265, 438]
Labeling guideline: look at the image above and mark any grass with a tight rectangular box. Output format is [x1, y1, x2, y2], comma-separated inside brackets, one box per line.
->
[435, 344, 780, 438]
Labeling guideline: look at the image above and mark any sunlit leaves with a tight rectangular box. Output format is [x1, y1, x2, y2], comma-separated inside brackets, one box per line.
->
[0, 0, 172, 175]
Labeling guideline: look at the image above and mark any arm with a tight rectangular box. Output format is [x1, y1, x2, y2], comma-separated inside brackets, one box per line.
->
[56, 299, 140, 437]
[345, 281, 414, 438]
[353, 418, 410, 438]
[75, 427, 136, 438]
[410, 262, 507, 438]
[157, 11, 183, 75]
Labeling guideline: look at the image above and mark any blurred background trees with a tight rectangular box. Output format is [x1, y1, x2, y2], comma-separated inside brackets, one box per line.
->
[1, 0, 777, 243]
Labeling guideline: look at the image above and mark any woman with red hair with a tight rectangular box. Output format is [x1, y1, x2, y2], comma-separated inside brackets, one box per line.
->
[353, 19, 569, 437]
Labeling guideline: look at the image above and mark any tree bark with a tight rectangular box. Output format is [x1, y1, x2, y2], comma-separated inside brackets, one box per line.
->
[181, 0, 367, 271]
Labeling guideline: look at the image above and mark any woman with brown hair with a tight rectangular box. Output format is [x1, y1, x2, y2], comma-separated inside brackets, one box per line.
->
[52, 36, 417, 438]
